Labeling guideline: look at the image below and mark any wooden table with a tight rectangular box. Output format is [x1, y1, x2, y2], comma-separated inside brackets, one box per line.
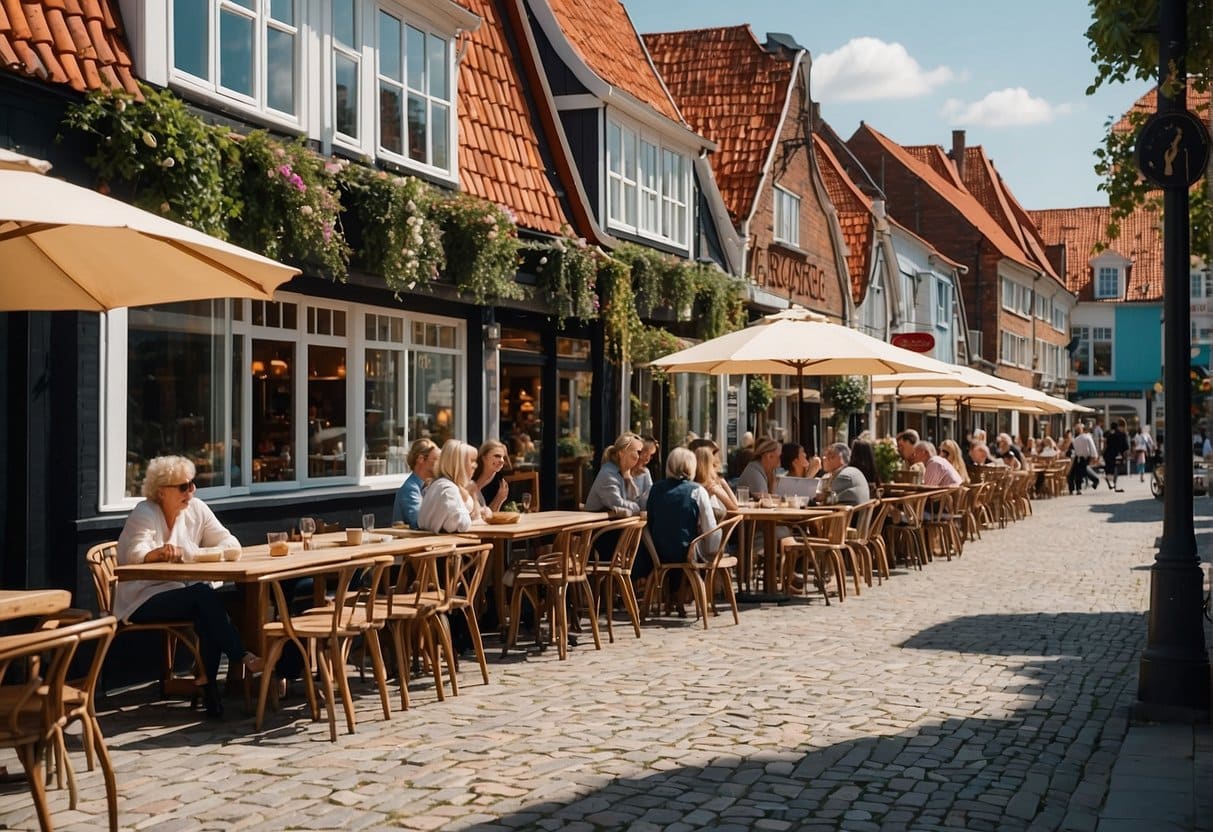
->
[0, 589, 71, 622]
[115, 532, 473, 656]
[469, 510, 610, 631]
[728, 505, 845, 595]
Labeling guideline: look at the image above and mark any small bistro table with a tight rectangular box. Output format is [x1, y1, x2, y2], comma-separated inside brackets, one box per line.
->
[0, 589, 72, 623]
[727, 504, 846, 596]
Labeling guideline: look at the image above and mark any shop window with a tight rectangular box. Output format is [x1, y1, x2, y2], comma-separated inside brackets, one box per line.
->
[1071, 326, 1113, 376]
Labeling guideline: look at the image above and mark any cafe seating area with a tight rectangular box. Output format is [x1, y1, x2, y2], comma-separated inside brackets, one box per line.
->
[0, 466, 1063, 830]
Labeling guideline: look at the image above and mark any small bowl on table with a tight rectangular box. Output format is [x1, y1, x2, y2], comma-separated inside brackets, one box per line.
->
[486, 511, 521, 525]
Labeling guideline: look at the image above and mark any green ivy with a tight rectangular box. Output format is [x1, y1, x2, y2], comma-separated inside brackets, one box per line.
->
[598, 256, 641, 365]
[60, 85, 238, 237]
[339, 163, 444, 293]
[529, 227, 599, 323]
[437, 192, 524, 304]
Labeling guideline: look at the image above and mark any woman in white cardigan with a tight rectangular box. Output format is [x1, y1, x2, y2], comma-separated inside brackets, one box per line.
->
[116, 456, 262, 717]
[417, 439, 485, 533]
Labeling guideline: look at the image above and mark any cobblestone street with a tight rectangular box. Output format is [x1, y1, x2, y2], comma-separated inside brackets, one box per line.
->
[3, 481, 1208, 831]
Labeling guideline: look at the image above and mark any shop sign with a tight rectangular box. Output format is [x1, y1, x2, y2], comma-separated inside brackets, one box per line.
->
[890, 332, 936, 353]
[752, 245, 829, 305]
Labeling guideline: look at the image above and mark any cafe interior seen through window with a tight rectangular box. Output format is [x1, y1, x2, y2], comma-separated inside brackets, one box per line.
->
[118, 296, 463, 500]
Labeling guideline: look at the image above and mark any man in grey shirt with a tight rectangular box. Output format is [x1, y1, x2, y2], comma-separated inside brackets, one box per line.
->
[819, 442, 871, 505]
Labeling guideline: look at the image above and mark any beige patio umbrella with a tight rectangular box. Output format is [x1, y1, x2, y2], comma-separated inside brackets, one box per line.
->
[0, 154, 299, 311]
[649, 307, 954, 448]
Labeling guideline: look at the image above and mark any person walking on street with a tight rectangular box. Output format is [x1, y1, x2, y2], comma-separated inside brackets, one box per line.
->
[1068, 423, 1100, 493]
[1102, 420, 1130, 492]
[1131, 427, 1154, 482]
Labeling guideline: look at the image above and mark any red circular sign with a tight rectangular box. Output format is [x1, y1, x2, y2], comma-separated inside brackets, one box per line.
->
[891, 332, 936, 353]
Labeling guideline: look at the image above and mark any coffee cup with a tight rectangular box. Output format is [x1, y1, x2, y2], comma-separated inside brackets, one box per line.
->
[345, 528, 364, 546]
[223, 546, 242, 562]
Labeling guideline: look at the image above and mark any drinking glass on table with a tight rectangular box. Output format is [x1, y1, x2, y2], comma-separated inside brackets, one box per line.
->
[736, 486, 750, 505]
[520, 493, 532, 513]
[362, 513, 376, 535]
[299, 517, 316, 550]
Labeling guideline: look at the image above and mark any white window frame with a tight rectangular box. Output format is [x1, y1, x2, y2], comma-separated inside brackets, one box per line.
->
[935, 278, 949, 328]
[773, 186, 801, 248]
[1071, 325, 1113, 377]
[999, 331, 1029, 368]
[98, 293, 466, 510]
[168, 0, 304, 129]
[1095, 266, 1121, 299]
[604, 113, 692, 249]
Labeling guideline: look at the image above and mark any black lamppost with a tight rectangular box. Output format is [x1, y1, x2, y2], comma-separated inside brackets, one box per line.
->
[1134, 0, 1211, 717]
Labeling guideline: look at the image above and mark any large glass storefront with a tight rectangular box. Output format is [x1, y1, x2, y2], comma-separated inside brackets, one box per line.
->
[106, 294, 465, 506]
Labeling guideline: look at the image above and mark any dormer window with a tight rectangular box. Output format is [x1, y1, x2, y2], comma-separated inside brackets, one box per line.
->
[170, 0, 301, 123]
[773, 186, 800, 247]
[1095, 266, 1121, 299]
[606, 115, 690, 248]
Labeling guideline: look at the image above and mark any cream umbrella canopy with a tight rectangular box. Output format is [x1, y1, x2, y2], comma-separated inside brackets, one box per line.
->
[0, 154, 299, 311]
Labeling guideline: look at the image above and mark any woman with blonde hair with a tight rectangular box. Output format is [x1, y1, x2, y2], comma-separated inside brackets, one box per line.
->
[693, 444, 737, 518]
[418, 439, 482, 533]
[939, 439, 970, 484]
[585, 432, 645, 515]
[471, 439, 510, 514]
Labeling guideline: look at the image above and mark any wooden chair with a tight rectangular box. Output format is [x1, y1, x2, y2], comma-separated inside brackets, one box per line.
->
[644, 515, 743, 627]
[922, 487, 964, 562]
[378, 545, 453, 710]
[783, 508, 853, 602]
[85, 542, 206, 701]
[257, 555, 394, 742]
[585, 516, 646, 642]
[882, 492, 931, 570]
[845, 500, 880, 589]
[45, 617, 120, 832]
[0, 625, 82, 832]
[504, 523, 598, 660]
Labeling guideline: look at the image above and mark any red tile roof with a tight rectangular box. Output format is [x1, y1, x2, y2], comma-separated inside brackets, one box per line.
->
[850, 124, 1040, 274]
[0, 0, 139, 97]
[643, 25, 792, 225]
[544, 0, 682, 123]
[812, 133, 873, 305]
[458, 0, 568, 234]
[1115, 79, 1210, 133]
[1028, 204, 1163, 302]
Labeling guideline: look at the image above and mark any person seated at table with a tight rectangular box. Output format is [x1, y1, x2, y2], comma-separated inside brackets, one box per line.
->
[645, 448, 720, 615]
[115, 455, 263, 717]
[631, 435, 660, 503]
[737, 438, 781, 498]
[817, 443, 871, 505]
[969, 442, 993, 466]
[938, 439, 970, 484]
[728, 431, 755, 479]
[1036, 436, 1059, 458]
[849, 439, 883, 492]
[418, 440, 482, 533]
[913, 441, 963, 487]
[585, 432, 646, 515]
[471, 440, 511, 515]
[994, 433, 1024, 470]
[777, 442, 822, 479]
[392, 438, 438, 529]
[693, 445, 738, 519]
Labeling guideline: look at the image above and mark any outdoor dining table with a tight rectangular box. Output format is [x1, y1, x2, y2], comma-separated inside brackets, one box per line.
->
[467, 510, 610, 632]
[114, 531, 473, 661]
[0, 588, 72, 622]
[728, 504, 846, 598]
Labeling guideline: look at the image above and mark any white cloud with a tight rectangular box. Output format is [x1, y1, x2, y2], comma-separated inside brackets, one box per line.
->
[813, 37, 955, 102]
[941, 88, 1072, 128]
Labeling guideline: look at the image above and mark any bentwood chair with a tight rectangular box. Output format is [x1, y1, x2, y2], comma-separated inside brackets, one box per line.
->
[585, 516, 646, 642]
[782, 508, 852, 603]
[258, 556, 394, 742]
[882, 492, 931, 570]
[645, 515, 743, 627]
[504, 523, 598, 660]
[86, 542, 206, 701]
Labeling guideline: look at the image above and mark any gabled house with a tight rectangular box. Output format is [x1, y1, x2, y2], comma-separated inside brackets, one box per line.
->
[643, 25, 849, 320]
[1030, 204, 1164, 433]
[847, 124, 1075, 405]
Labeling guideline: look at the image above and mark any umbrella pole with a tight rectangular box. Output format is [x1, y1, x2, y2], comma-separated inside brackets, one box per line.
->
[798, 366, 807, 453]
[935, 397, 942, 444]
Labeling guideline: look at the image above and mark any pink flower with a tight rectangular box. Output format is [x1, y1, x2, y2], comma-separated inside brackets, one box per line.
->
[322, 222, 333, 243]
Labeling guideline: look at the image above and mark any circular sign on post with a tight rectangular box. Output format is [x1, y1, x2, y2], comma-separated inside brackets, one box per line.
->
[891, 332, 936, 353]
[1136, 109, 1212, 189]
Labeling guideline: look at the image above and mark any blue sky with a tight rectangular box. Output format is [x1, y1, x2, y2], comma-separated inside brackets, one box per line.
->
[625, 0, 1154, 210]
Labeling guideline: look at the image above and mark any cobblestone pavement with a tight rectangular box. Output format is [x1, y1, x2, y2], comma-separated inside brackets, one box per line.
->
[2, 480, 1206, 831]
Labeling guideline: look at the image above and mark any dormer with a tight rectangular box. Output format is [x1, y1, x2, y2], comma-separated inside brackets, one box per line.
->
[1090, 249, 1130, 301]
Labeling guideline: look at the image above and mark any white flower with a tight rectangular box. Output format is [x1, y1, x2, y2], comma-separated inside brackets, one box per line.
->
[539, 256, 548, 265]
[160, 157, 175, 169]
[406, 200, 417, 213]
[115, 99, 127, 113]
[300, 205, 313, 216]
[159, 202, 170, 213]
[141, 131, 157, 149]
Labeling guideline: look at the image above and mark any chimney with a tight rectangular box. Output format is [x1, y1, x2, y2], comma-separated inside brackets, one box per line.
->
[951, 129, 966, 180]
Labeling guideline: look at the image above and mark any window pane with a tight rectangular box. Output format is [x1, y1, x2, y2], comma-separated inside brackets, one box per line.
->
[428, 35, 448, 100]
[607, 122, 622, 174]
[231, 335, 244, 487]
[251, 339, 295, 483]
[266, 28, 296, 114]
[379, 11, 401, 82]
[366, 348, 404, 476]
[333, 0, 355, 46]
[640, 142, 657, 190]
[219, 9, 255, 96]
[410, 350, 456, 448]
[173, 0, 208, 77]
[126, 301, 227, 496]
[407, 26, 426, 93]
[431, 102, 449, 170]
[270, 0, 293, 24]
[379, 83, 403, 154]
[335, 53, 359, 138]
[408, 93, 427, 163]
[1092, 339, 1112, 376]
[306, 345, 347, 478]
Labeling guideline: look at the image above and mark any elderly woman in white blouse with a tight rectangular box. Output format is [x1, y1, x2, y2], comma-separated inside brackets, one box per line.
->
[417, 439, 486, 533]
[116, 456, 262, 717]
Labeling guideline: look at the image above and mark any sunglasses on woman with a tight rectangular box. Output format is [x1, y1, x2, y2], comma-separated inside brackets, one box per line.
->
[168, 480, 196, 493]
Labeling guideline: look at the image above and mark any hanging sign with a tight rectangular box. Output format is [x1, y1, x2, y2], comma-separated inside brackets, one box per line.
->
[891, 332, 936, 353]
